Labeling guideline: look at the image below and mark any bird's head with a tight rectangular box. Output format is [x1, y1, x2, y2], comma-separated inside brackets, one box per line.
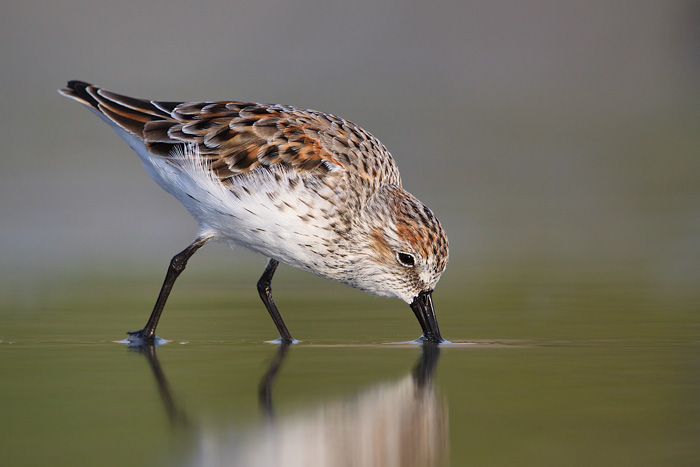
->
[352, 185, 449, 342]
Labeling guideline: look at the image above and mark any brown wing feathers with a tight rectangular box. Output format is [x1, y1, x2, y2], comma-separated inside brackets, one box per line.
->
[60, 81, 344, 180]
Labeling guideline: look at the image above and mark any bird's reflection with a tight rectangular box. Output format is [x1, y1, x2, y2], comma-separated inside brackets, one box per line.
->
[135, 343, 448, 467]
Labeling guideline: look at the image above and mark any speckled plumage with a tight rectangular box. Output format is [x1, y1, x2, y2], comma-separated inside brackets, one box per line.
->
[59, 80, 449, 343]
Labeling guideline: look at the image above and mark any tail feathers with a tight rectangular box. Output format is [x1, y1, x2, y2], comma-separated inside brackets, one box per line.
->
[58, 80, 179, 138]
[59, 80, 101, 109]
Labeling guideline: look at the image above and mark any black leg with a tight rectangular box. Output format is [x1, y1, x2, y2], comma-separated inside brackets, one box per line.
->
[257, 258, 294, 343]
[129, 236, 211, 342]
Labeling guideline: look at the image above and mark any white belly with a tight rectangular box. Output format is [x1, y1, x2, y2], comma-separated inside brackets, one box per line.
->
[148, 147, 342, 274]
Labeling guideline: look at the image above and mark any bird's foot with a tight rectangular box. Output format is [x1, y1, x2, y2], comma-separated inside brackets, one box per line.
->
[125, 329, 167, 347]
[265, 336, 300, 345]
[414, 334, 449, 345]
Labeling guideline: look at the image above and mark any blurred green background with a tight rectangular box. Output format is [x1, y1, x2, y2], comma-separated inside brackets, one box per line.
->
[1, 1, 699, 466]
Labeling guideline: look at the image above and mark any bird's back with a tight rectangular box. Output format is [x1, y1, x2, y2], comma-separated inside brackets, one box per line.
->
[59, 81, 402, 191]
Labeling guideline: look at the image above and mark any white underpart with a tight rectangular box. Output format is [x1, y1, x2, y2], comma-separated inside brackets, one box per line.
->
[94, 109, 338, 274]
[161, 143, 337, 271]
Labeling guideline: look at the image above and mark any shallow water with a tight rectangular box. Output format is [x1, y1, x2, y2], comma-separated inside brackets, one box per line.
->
[1, 262, 699, 466]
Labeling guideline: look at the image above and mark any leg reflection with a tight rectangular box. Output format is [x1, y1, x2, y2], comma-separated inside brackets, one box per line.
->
[135, 344, 189, 428]
[258, 340, 291, 419]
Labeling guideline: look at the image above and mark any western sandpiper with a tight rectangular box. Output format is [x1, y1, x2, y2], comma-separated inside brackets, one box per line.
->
[59, 81, 449, 344]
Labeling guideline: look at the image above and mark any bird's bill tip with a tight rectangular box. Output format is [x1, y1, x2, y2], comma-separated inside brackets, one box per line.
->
[410, 290, 445, 344]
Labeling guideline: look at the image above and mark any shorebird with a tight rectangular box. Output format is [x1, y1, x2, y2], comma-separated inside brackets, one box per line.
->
[59, 81, 449, 344]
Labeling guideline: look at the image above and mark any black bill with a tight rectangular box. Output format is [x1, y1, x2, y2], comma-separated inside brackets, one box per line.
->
[410, 290, 445, 343]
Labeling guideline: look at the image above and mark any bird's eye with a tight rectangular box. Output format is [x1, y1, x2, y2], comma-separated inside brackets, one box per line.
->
[396, 252, 416, 267]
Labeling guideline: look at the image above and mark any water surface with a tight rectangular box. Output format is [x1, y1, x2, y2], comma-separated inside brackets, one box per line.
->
[1, 262, 698, 466]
